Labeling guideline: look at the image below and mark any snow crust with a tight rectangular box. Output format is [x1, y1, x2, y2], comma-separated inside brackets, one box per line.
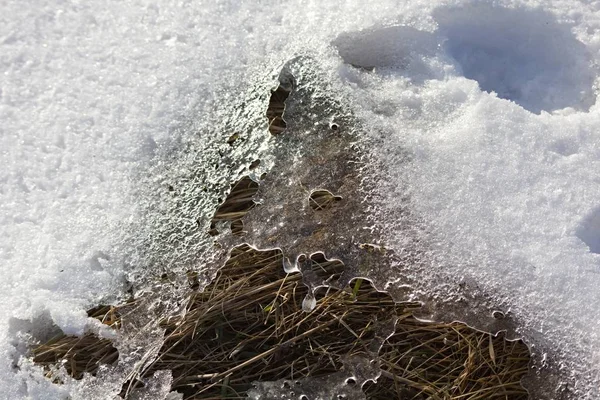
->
[2, 0, 600, 398]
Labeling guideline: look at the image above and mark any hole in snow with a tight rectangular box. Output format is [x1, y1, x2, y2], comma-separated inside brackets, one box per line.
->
[304, 253, 346, 301]
[86, 304, 122, 329]
[492, 310, 505, 320]
[227, 132, 241, 146]
[309, 189, 342, 211]
[249, 159, 261, 170]
[576, 207, 600, 254]
[33, 331, 119, 380]
[309, 252, 345, 281]
[433, 4, 596, 114]
[266, 72, 294, 135]
[209, 176, 259, 236]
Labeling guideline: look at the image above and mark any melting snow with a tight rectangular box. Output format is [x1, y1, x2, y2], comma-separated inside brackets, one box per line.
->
[2, 0, 600, 398]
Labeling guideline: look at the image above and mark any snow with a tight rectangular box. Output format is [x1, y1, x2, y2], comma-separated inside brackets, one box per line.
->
[335, 3, 600, 396]
[0, 1, 227, 397]
[1, 0, 600, 398]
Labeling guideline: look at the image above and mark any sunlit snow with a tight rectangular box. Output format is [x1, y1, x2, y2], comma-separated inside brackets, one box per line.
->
[2, 0, 600, 398]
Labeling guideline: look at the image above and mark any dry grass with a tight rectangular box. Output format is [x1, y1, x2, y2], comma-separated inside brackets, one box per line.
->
[309, 189, 343, 211]
[33, 305, 119, 381]
[32, 245, 529, 399]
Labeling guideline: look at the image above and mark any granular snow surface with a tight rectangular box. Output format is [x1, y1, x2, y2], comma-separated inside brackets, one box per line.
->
[2, 0, 600, 398]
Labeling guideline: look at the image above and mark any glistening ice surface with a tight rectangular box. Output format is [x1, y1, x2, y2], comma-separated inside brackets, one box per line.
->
[2, 0, 600, 399]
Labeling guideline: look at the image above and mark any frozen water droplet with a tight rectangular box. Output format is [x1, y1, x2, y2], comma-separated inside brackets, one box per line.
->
[302, 293, 317, 312]
[283, 257, 299, 273]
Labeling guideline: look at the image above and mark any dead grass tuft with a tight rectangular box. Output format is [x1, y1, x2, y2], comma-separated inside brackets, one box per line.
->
[32, 245, 529, 399]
